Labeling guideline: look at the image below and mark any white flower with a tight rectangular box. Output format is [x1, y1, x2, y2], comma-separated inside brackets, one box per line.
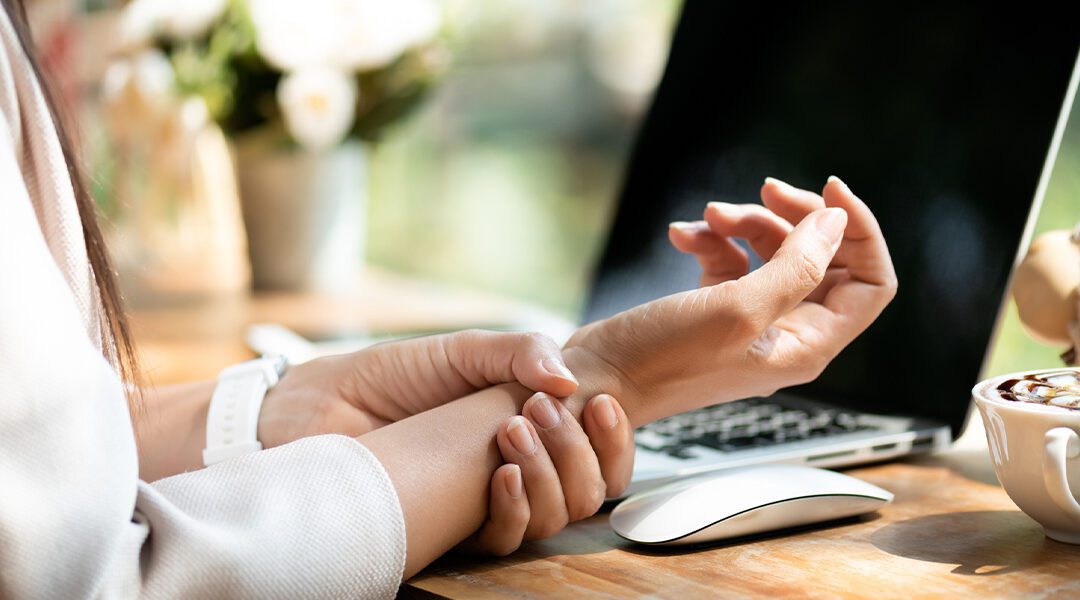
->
[118, 0, 165, 48]
[248, 0, 440, 72]
[277, 67, 358, 150]
[101, 49, 176, 139]
[102, 49, 175, 109]
[337, 0, 441, 71]
[163, 0, 228, 40]
[119, 0, 227, 46]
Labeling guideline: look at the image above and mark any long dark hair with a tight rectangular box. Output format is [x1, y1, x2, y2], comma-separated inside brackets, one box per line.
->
[3, 0, 139, 394]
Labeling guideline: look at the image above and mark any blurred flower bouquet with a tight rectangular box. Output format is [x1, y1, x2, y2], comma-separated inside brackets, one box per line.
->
[119, 0, 444, 148]
[107, 0, 446, 291]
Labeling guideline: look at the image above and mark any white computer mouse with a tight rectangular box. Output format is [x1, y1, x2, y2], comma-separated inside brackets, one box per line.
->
[609, 464, 893, 545]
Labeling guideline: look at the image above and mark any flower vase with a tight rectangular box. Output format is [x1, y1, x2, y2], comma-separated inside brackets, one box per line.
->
[234, 136, 368, 293]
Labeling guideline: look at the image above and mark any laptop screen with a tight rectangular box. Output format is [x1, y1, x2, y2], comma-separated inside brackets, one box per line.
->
[583, 2, 1080, 437]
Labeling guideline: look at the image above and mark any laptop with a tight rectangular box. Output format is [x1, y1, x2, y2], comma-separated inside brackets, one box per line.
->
[583, 2, 1080, 494]
[249, 3, 1080, 495]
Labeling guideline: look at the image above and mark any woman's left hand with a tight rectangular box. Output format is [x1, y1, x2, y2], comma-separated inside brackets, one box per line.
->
[257, 329, 581, 448]
[460, 392, 635, 556]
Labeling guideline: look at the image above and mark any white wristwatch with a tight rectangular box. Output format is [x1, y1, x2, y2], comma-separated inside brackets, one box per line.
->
[202, 355, 289, 466]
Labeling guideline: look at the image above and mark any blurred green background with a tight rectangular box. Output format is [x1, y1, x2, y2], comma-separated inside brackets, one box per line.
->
[366, 0, 679, 316]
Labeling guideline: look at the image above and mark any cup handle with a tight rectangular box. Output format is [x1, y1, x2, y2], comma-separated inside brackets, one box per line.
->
[1043, 427, 1080, 521]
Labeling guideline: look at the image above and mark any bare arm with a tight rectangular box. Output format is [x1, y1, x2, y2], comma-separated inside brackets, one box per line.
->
[358, 347, 622, 579]
[134, 381, 214, 481]
[362, 177, 898, 579]
[133, 330, 580, 481]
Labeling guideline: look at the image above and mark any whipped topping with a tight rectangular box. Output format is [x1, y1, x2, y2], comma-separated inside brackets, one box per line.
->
[997, 371, 1080, 410]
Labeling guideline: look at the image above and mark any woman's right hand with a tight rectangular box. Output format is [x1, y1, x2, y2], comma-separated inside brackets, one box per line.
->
[561, 176, 898, 426]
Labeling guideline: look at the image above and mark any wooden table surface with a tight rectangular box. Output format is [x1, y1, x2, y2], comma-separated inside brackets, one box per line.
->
[131, 273, 1080, 599]
[407, 454, 1080, 599]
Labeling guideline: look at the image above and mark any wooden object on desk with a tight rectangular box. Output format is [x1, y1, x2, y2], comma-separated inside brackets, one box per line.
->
[407, 456, 1080, 598]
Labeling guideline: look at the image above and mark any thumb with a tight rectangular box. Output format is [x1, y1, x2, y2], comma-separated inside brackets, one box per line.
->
[732, 206, 846, 332]
[446, 330, 579, 398]
[509, 333, 579, 398]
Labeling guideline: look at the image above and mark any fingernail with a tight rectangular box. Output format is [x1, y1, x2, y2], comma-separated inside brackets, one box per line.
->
[764, 176, 792, 189]
[592, 395, 619, 431]
[528, 394, 562, 430]
[707, 201, 741, 216]
[827, 175, 848, 190]
[669, 221, 694, 232]
[541, 358, 577, 385]
[815, 207, 847, 244]
[505, 465, 523, 498]
[507, 416, 536, 454]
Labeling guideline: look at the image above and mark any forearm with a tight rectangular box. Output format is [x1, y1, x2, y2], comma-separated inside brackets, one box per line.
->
[358, 347, 628, 579]
[357, 381, 531, 579]
[134, 381, 214, 481]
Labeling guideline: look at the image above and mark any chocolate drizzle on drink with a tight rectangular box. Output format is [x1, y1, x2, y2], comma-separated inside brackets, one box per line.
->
[996, 370, 1080, 410]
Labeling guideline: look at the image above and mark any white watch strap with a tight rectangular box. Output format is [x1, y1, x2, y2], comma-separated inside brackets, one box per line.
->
[203, 356, 287, 466]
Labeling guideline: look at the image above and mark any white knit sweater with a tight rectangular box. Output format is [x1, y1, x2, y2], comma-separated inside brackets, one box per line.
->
[0, 9, 406, 599]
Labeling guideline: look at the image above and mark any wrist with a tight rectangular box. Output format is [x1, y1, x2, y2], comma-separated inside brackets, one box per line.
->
[561, 345, 643, 427]
[203, 356, 287, 466]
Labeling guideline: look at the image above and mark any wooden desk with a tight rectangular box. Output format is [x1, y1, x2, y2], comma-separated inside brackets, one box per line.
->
[408, 453, 1080, 598]
[130, 275, 1080, 599]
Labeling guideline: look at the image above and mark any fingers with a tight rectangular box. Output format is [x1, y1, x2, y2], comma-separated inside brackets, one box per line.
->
[474, 394, 627, 554]
[465, 464, 531, 556]
[496, 415, 570, 540]
[582, 394, 635, 498]
[781, 177, 898, 349]
[445, 330, 578, 399]
[725, 206, 847, 333]
[522, 393, 607, 524]
[703, 201, 793, 261]
[668, 221, 750, 286]
[761, 176, 826, 225]
[822, 176, 897, 290]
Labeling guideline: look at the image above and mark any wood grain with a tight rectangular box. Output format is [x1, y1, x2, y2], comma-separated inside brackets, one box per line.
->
[408, 460, 1080, 598]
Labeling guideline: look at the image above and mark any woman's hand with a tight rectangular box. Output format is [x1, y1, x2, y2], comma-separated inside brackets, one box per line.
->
[561, 176, 898, 426]
[461, 393, 634, 556]
[258, 329, 581, 448]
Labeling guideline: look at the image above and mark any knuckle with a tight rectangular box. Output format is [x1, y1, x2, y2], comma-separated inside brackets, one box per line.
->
[566, 481, 607, 522]
[586, 484, 607, 517]
[520, 331, 556, 351]
[798, 357, 828, 384]
[484, 536, 521, 557]
[883, 274, 899, 299]
[784, 345, 830, 385]
[492, 541, 521, 557]
[605, 479, 628, 500]
[533, 513, 569, 540]
[790, 249, 826, 289]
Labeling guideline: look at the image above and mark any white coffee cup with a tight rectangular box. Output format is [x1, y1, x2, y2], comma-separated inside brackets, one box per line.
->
[972, 368, 1080, 544]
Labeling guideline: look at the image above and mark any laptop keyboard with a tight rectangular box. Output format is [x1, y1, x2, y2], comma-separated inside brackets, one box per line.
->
[635, 398, 880, 459]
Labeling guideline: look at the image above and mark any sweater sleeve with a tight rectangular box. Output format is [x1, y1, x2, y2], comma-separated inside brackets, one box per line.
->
[0, 47, 406, 600]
